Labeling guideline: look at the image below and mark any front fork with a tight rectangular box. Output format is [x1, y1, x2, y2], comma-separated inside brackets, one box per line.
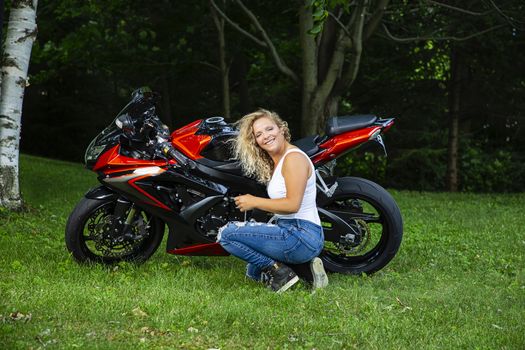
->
[112, 198, 140, 240]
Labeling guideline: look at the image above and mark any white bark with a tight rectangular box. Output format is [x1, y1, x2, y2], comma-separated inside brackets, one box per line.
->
[0, 0, 38, 209]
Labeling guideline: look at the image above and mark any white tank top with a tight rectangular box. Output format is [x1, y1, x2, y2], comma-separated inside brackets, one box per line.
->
[267, 148, 321, 226]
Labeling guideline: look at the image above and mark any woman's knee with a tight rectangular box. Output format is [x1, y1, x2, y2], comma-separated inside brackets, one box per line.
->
[217, 222, 243, 243]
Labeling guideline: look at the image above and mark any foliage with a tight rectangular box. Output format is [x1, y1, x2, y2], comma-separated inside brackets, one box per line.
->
[340, 143, 525, 193]
[386, 148, 448, 191]
[7, 0, 524, 192]
[1, 155, 524, 348]
[348, 1, 525, 192]
[460, 144, 525, 192]
[335, 150, 387, 185]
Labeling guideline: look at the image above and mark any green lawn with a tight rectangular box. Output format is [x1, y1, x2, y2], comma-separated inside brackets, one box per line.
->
[1, 154, 524, 349]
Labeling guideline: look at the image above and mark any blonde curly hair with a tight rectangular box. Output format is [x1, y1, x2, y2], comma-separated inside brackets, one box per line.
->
[233, 109, 291, 184]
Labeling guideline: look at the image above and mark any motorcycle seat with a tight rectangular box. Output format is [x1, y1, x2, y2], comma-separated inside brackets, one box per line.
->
[293, 135, 323, 157]
[325, 114, 377, 136]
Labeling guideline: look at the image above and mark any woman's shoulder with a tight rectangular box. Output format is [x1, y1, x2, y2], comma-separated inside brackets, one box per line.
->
[282, 148, 311, 168]
[284, 147, 308, 159]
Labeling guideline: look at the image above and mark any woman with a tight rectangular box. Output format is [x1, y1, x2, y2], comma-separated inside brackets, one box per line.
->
[218, 109, 328, 293]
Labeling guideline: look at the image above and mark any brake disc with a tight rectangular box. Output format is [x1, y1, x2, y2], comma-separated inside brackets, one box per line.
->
[336, 219, 371, 254]
[89, 213, 147, 258]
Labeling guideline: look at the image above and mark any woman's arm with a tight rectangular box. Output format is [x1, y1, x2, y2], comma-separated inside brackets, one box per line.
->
[234, 152, 311, 214]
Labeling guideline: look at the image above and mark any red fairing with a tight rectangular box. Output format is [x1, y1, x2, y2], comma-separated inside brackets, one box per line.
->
[93, 145, 168, 172]
[312, 126, 383, 164]
[170, 120, 212, 160]
[167, 242, 229, 256]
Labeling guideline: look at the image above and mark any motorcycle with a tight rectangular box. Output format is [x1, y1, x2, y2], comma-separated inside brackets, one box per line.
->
[65, 88, 403, 274]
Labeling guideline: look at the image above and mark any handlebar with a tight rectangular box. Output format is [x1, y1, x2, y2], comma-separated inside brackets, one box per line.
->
[169, 148, 189, 167]
[158, 141, 195, 169]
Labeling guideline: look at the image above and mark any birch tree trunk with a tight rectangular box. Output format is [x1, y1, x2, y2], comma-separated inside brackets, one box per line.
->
[0, 0, 4, 92]
[0, 0, 38, 210]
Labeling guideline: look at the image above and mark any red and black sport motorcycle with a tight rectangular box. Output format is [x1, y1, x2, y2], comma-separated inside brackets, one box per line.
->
[65, 88, 403, 274]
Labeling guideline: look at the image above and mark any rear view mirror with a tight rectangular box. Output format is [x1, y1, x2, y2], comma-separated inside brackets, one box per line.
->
[115, 114, 135, 135]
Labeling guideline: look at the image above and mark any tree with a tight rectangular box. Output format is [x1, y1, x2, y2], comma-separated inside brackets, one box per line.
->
[0, 0, 38, 210]
[347, 1, 524, 191]
[10, 0, 522, 193]
[381, 1, 522, 191]
[211, 0, 390, 136]
[211, 1, 518, 193]
[24, 1, 217, 159]
[1, 0, 4, 51]
[210, 0, 231, 119]
[1, 0, 5, 87]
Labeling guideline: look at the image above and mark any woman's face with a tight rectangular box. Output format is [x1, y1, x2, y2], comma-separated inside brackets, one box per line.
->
[252, 116, 284, 154]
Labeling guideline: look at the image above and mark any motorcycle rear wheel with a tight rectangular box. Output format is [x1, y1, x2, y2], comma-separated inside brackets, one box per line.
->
[65, 197, 164, 264]
[319, 177, 403, 274]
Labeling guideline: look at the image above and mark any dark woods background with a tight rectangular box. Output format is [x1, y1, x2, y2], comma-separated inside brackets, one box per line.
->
[3, 1, 525, 192]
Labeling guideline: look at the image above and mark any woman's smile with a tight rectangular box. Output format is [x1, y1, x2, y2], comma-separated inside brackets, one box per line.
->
[253, 117, 283, 153]
[264, 137, 275, 145]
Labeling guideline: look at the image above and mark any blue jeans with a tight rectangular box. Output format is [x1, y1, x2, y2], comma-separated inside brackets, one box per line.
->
[218, 218, 324, 281]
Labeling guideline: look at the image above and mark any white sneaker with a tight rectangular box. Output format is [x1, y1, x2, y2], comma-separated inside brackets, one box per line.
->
[310, 257, 329, 290]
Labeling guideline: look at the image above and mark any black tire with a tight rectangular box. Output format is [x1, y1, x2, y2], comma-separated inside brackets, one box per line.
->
[65, 197, 164, 264]
[319, 177, 403, 274]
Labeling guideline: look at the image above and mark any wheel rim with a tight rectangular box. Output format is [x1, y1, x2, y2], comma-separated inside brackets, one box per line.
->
[320, 195, 390, 271]
[80, 201, 154, 261]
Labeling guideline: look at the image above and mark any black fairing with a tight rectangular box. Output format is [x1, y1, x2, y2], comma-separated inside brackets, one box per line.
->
[191, 162, 267, 197]
[194, 117, 244, 175]
[200, 132, 237, 162]
[198, 117, 238, 162]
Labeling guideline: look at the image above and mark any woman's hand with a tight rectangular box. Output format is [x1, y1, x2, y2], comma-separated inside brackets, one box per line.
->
[234, 194, 258, 212]
[232, 151, 310, 215]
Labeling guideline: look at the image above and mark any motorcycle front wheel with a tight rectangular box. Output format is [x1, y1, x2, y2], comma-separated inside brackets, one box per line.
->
[319, 177, 403, 274]
[65, 197, 164, 264]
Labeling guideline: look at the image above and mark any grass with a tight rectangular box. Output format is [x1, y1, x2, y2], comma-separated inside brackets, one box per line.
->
[1, 154, 524, 349]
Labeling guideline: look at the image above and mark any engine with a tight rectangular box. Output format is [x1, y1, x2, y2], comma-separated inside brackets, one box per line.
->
[195, 197, 244, 238]
[167, 183, 242, 238]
